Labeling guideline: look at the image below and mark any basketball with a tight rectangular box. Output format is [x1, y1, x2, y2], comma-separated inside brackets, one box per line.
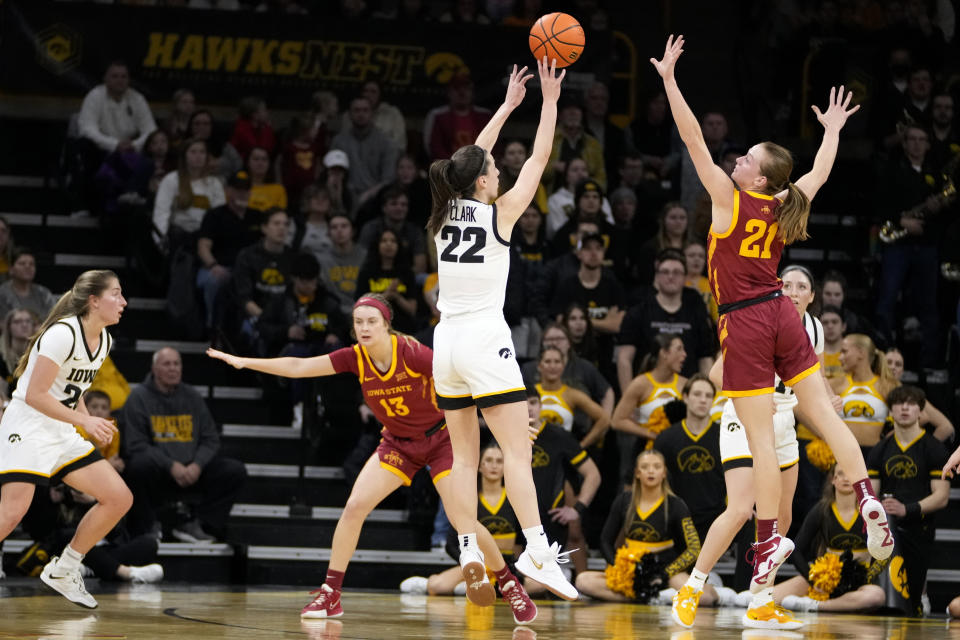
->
[529, 13, 585, 68]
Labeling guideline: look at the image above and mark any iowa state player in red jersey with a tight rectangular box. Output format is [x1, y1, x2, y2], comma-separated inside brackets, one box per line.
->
[207, 293, 536, 624]
[651, 35, 892, 630]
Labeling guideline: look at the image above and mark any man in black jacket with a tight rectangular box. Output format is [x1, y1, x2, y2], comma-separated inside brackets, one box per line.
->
[121, 347, 246, 542]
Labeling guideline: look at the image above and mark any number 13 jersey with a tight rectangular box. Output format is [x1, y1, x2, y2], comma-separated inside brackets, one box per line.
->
[707, 190, 785, 306]
[13, 315, 111, 411]
[435, 198, 511, 318]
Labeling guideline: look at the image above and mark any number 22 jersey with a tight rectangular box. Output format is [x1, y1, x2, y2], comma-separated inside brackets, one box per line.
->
[707, 189, 785, 306]
[13, 315, 111, 413]
[435, 198, 511, 317]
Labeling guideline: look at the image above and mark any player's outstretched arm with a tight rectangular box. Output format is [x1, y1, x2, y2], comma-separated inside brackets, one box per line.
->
[792, 86, 860, 201]
[496, 56, 564, 231]
[474, 64, 534, 153]
[206, 348, 336, 378]
[651, 35, 732, 210]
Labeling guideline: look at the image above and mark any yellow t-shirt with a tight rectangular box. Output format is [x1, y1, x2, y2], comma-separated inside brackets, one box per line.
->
[249, 183, 288, 212]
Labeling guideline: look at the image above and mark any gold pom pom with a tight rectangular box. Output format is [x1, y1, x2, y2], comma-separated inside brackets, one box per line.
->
[806, 552, 843, 600]
[805, 438, 836, 473]
[604, 546, 649, 599]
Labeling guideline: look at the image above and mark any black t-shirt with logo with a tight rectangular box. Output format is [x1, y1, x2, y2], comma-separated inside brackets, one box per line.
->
[653, 420, 725, 536]
[531, 422, 589, 519]
[867, 431, 948, 507]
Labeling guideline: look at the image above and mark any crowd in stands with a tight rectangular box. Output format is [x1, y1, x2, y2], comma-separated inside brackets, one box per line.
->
[3, 0, 960, 616]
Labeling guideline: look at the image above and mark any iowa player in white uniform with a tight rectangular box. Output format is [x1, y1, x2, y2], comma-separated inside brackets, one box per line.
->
[0, 270, 131, 608]
[427, 58, 577, 600]
[673, 265, 841, 628]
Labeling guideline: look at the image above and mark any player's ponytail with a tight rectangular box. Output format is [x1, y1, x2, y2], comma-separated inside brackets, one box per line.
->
[15, 269, 118, 378]
[759, 142, 811, 245]
[427, 145, 488, 236]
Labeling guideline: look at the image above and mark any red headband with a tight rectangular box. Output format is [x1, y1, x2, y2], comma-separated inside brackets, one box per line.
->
[353, 297, 392, 323]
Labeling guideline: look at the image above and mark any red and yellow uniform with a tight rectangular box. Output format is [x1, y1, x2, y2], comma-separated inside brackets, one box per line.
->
[707, 190, 819, 396]
[329, 334, 453, 485]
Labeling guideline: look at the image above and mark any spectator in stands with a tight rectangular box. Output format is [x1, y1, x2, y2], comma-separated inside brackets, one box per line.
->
[820, 305, 846, 384]
[561, 302, 599, 366]
[196, 171, 260, 329]
[355, 228, 419, 333]
[615, 249, 714, 392]
[929, 92, 958, 170]
[257, 252, 345, 358]
[535, 346, 610, 449]
[187, 109, 233, 178]
[358, 186, 427, 274]
[684, 240, 717, 323]
[321, 149, 355, 216]
[320, 213, 366, 316]
[878, 66, 934, 152]
[0, 309, 39, 401]
[550, 179, 615, 257]
[820, 269, 876, 342]
[883, 347, 954, 443]
[584, 81, 627, 184]
[550, 231, 624, 377]
[163, 88, 195, 153]
[0, 250, 57, 323]
[153, 139, 225, 249]
[499, 139, 548, 215]
[290, 184, 333, 256]
[874, 124, 942, 366]
[543, 101, 607, 192]
[546, 157, 604, 238]
[78, 390, 123, 473]
[520, 322, 615, 438]
[626, 91, 676, 184]
[615, 152, 670, 234]
[309, 90, 341, 148]
[278, 117, 324, 210]
[512, 203, 551, 265]
[122, 347, 247, 542]
[870, 46, 912, 151]
[228, 96, 276, 161]
[393, 154, 432, 228]
[653, 375, 724, 543]
[538, 219, 604, 318]
[424, 72, 491, 161]
[233, 208, 295, 347]
[526, 385, 602, 582]
[833, 333, 899, 455]
[440, 0, 490, 23]
[78, 60, 157, 155]
[246, 146, 288, 213]
[868, 385, 950, 616]
[635, 202, 690, 288]
[350, 80, 407, 153]
[0, 216, 13, 283]
[331, 96, 398, 204]
[678, 111, 730, 212]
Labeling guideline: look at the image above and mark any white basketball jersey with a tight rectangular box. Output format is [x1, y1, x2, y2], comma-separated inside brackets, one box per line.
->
[773, 312, 823, 410]
[13, 315, 111, 411]
[435, 198, 511, 317]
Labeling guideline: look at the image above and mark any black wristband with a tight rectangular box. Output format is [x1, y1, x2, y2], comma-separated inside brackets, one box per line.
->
[905, 501, 922, 521]
[573, 501, 589, 518]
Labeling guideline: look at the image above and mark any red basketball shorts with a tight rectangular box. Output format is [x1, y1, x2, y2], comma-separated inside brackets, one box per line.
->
[376, 424, 454, 486]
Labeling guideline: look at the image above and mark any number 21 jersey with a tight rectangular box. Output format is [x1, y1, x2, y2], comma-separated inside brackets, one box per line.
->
[13, 315, 111, 412]
[435, 198, 511, 317]
[707, 190, 785, 306]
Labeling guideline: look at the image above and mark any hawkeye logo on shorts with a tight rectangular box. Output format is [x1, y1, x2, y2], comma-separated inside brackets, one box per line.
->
[726, 421, 740, 433]
[498, 348, 513, 359]
[7, 433, 21, 443]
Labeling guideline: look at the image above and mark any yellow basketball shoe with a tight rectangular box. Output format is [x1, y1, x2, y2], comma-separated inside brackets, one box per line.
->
[742, 599, 804, 630]
[671, 584, 702, 628]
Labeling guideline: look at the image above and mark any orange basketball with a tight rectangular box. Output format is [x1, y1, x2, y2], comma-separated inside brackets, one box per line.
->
[529, 12, 585, 68]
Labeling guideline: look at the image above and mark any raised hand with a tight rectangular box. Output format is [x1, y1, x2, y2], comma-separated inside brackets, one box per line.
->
[504, 64, 534, 110]
[207, 347, 244, 370]
[650, 34, 684, 82]
[811, 86, 860, 131]
[538, 56, 565, 104]
[943, 444, 960, 479]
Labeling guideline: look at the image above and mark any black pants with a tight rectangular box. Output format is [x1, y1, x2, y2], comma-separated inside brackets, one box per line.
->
[124, 455, 247, 539]
[82, 533, 159, 580]
[897, 520, 934, 616]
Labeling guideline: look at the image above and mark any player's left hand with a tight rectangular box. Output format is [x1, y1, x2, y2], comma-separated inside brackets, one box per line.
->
[811, 85, 860, 131]
[207, 347, 244, 370]
[504, 64, 534, 109]
[549, 506, 580, 524]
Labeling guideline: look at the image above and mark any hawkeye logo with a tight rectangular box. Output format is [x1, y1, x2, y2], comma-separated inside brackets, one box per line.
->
[479, 515, 514, 537]
[626, 522, 660, 543]
[7, 433, 21, 444]
[726, 421, 740, 433]
[35, 24, 82, 75]
[143, 33, 443, 85]
[828, 532, 866, 551]
[843, 400, 875, 419]
[531, 445, 550, 468]
[885, 455, 918, 479]
[677, 446, 716, 473]
[498, 348, 513, 359]
[889, 555, 910, 600]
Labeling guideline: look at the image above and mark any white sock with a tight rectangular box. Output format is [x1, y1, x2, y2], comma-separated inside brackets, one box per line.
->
[522, 525, 548, 551]
[56, 545, 84, 573]
[750, 587, 774, 608]
[686, 568, 708, 591]
[459, 532, 478, 552]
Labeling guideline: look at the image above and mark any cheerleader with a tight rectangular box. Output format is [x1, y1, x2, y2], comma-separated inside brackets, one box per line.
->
[535, 346, 610, 448]
[833, 333, 898, 453]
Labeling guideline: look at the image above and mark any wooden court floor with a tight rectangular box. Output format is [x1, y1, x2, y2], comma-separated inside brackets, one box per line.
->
[1, 582, 959, 639]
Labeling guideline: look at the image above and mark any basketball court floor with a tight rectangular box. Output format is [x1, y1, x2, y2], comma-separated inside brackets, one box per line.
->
[2, 581, 958, 639]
